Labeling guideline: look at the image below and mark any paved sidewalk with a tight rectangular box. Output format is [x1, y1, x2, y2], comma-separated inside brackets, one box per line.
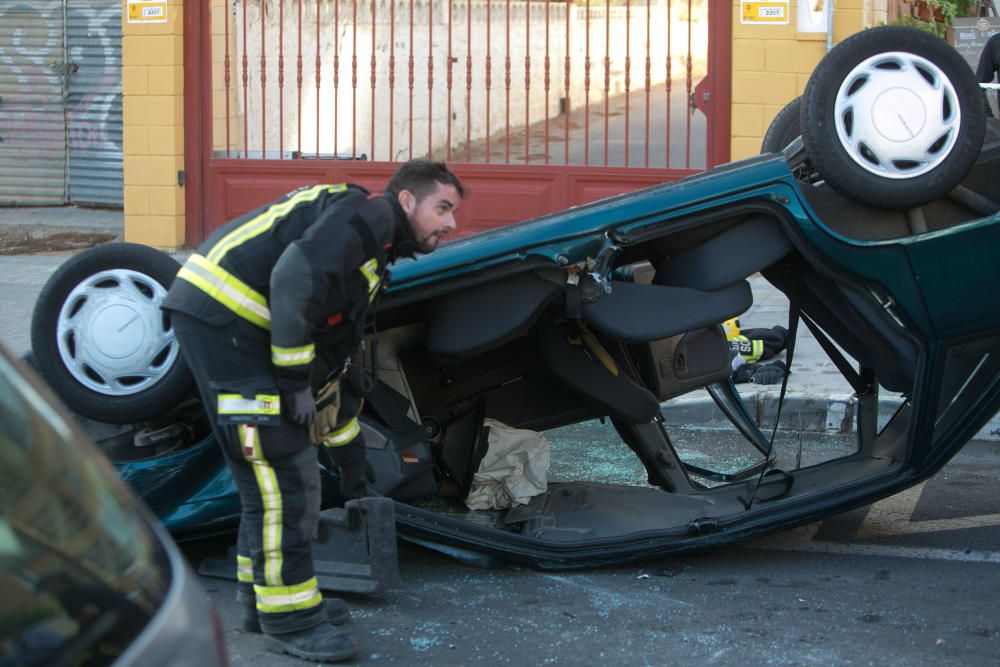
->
[1, 205, 997, 440]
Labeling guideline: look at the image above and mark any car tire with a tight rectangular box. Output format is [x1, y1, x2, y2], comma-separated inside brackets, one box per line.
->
[761, 96, 802, 154]
[31, 242, 192, 424]
[801, 26, 986, 210]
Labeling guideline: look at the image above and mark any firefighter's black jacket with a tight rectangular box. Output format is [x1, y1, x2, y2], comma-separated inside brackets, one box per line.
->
[163, 184, 417, 391]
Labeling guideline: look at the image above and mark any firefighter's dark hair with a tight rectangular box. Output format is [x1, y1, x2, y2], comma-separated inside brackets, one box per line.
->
[385, 159, 466, 201]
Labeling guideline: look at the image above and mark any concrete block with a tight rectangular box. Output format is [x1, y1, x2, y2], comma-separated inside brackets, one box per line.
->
[733, 39, 765, 71]
[733, 22, 798, 41]
[147, 126, 185, 156]
[148, 185, 186, 216]
[833, 9, 866, 38]
[732, 104, 764, 138]
[123, 187, 150, 216]
[756, 392, 833, 432]
[765, 40, 824, 74]
[148, 66, 184, 97]
[731, 136, 763, 161]
[733, 71, 798, 105]
[123, 96, 181, 127]
[123, 35, 183, 67]
[122, 126, 149, 156]
[124, 214, 185, 249]
[124, 155, 184, 187]
[122, 67, 148, 96]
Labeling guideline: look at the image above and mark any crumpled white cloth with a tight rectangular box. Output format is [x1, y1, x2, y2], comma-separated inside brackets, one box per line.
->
[464, 419, 550, 510]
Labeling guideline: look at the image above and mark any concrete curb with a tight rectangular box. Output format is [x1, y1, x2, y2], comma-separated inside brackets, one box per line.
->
[660, 390, 1000, 442]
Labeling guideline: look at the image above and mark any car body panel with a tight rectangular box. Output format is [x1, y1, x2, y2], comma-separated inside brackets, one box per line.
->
[93, 144, 1000, 569]
[0, 347, 227, 664]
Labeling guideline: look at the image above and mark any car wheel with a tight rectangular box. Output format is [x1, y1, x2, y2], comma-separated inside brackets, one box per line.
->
[761, 96, 802, 154]
[30, 242, 192, 424]
[801, 26, 986, 210]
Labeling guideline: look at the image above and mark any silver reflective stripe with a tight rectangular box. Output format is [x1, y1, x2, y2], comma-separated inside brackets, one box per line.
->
[271, 344, 316, 367]
[322, 417, 361, 447]
[256, 587, 322, 609]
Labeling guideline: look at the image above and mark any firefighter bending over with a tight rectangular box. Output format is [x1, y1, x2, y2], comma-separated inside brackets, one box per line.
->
[163, 160, 464, 663]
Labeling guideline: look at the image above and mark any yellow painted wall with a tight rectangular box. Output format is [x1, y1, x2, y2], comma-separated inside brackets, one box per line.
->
[124, 1, 890, 246]
[730, 0, 887, 160]
[121, 0, 186, 249]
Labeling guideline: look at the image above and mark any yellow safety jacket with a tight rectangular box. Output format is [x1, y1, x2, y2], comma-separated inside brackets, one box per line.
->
[163, 184, 416, 391]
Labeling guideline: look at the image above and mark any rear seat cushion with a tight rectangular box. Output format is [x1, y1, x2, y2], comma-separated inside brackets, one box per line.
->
[653, 215, 792, 291]
[581, 280, 752, 343]
[426, 272, 563, 360]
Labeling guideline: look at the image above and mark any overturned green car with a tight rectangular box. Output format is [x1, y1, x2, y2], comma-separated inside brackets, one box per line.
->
[29, 27, 1000, 568]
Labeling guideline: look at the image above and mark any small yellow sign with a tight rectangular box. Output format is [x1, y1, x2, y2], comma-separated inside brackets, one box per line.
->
[740, 0, 789, 24]
[127, 0, 168, 24]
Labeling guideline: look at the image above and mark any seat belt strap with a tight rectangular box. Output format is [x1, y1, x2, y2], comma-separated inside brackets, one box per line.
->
[799, 312, 867, 394]
[740, 299, 799, 510]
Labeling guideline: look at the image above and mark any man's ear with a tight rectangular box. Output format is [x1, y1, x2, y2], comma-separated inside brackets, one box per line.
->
[398, 189, 416, 215]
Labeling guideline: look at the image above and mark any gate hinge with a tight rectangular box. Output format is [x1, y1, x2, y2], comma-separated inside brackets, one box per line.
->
[177, 170, 185, 187]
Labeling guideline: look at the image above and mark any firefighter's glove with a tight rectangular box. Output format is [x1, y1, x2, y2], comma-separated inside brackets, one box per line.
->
[329, 439, 376, 500]
[733, 360, 788, 385]
[282, 387, 317, 426]
[749, 360, 788, 385]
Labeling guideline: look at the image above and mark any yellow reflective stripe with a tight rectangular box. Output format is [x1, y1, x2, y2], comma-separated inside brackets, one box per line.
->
[177, 254, 271, 329]
[207, 184, 347, 264]
[237, 555, 254, 583]
[252, 461, 284, 586]
[723, 317, 741, 339]
[321, 417, 361, 447]
[359, 257, 380, 303]
[271, 343, 316, 367]
[218, 393, 281, 415]
[241, 425, 283, 586]
[730, 336, 765, 363]
[254, 577, 323, 614]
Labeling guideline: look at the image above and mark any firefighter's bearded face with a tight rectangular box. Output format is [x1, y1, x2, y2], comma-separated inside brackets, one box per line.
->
[398, 182, 461, 252]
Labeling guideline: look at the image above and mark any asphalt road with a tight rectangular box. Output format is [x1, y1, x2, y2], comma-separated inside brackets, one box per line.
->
[185, 427, 1000, 666]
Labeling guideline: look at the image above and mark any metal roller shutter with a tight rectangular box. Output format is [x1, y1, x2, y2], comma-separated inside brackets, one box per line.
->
[66, 0, 122, 206]
[0, 0, 67, 205]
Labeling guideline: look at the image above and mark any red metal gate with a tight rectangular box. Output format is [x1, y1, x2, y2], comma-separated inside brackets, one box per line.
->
[184, 0, 730, 244]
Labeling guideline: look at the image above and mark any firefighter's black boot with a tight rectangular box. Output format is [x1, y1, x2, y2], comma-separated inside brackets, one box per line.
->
[266, 623, 359, 663]
[242, 598, 351, 633]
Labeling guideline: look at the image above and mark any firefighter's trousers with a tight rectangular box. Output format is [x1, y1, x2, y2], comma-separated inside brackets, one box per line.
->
[171, 313, 327, 635]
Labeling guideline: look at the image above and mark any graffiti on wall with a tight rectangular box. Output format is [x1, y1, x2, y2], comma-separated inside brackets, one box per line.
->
[66, 2, 122, 154]
[0, 1, 121, 156]
[0, 1, 66, 154]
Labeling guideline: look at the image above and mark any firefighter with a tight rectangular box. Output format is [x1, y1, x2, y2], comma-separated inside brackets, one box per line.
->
[163, 160, 464, 663]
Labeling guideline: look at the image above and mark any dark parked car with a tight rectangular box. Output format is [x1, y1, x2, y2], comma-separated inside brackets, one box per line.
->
[0, 344, 228, 665]
[26, 27, 1000, 569]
